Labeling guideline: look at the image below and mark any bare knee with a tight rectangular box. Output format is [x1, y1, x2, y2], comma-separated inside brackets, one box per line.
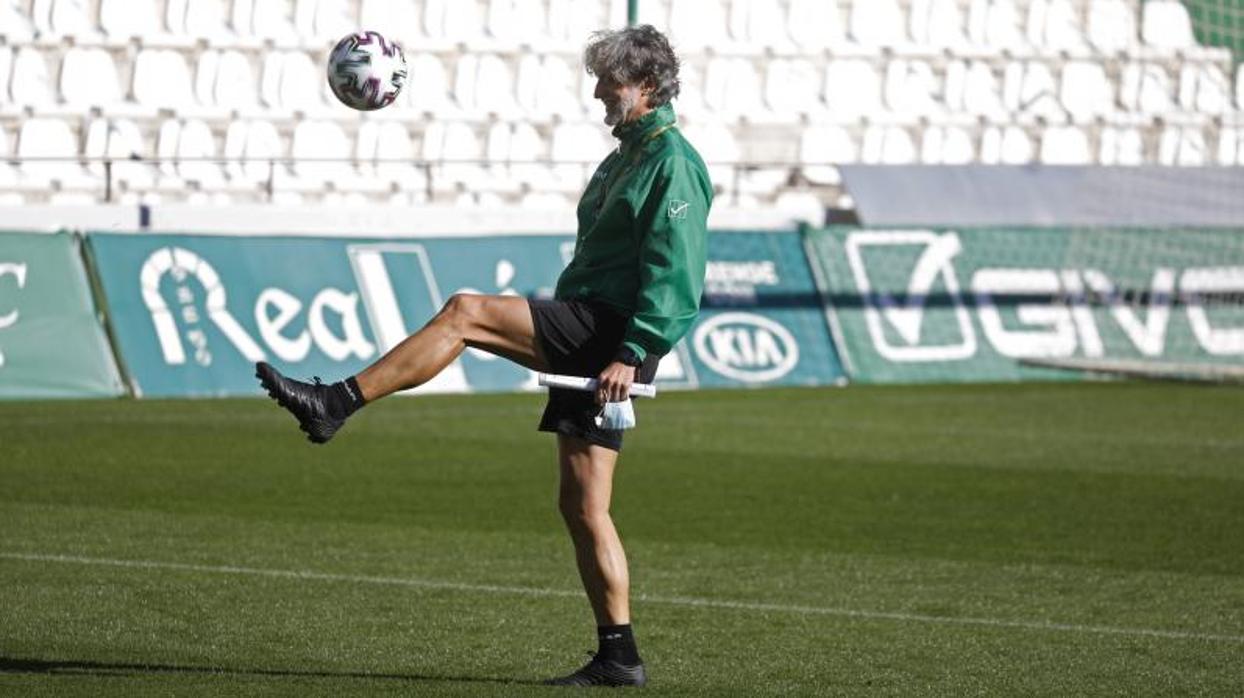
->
[559, 493, 609, 533]
[439, 293, 483, 333]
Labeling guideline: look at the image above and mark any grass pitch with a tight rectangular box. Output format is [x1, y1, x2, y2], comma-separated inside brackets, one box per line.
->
[1, 383, 1242, 696]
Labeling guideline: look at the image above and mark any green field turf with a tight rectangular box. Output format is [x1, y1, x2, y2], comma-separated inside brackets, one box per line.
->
[1, 382, 1242, 696]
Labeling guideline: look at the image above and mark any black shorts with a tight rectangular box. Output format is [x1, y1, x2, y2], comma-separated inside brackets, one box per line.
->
[530, 298, 659, 452]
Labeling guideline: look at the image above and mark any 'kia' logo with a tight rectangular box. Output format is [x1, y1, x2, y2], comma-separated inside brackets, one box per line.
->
[693, 312, 799, 382]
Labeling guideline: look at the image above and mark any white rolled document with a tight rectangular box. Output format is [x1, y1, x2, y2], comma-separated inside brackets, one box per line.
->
[537, 373, 657, 398]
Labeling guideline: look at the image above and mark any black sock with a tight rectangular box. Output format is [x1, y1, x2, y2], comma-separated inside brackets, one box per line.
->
[327, 376, 365, 419]
[596, 624, 641, 666]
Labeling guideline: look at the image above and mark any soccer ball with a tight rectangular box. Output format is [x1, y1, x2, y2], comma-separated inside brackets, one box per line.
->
[326, 31, 407, 111]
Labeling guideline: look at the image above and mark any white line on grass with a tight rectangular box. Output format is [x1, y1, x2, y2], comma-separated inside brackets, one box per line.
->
[4, 552, 1241, 644]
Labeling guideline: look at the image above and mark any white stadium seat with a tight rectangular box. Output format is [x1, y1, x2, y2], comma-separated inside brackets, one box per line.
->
[944, 60, 1008, 121]
[1239, 64, 1244, 111]
[861, 125, 917, 164]
[162, 118, 227, 189]
[980, 125, 1033, 164]
[487, 0, 547, 44]
[921, 125, 974, 164]
[800, 126, 856, 182]
[1120, 63, 1174, 114]
[403, 54, 456, 115]
[168, 0, 234, 42]
[10, 48, 55, 110]
[730, 0, 790, 50]
[291, 120, 357, 189]
[1003, 60, 1064, 120]
[360, 0, 423, 46]
[0, 46, 10, 109]
[17, 117, 93, 189]
[970, 0, 1027, 49]
[1026, 0, 1085, 51]
[1159, 126, 1207, 166]
[507, 122, 551, 189]
[549, 122, 609, 193]
[133, 49, 197, 111]
[885, 59, 943, 117]
[423, 121, 486, 193]
[910, 0, 967, 48]
[426, 0, 485, 41]
[670, 0, 728, 50]
[1142, 1, 1196, 50]
[223, 119, 284, 186]
[246, 0, 299, 43]
[825, 60, 883, 120]
[1178, 63, 1232, 116]
[704, 58, 763, 121]
[60, 48, 122, 111]
[33, 0, 100, 41]
[1098, 126, 1143, 165]
[356, 121, 425, 191]
[0, 0, 35, 42]
[294, 0, 352, 44]
[765, 59, 822, 118]
[850, 0, 907, 47]
[100, 0, 159, 40]
[1060, 61, 1114, 122]
[1086, 0, 1136, 54]
[84, 118, 156, 190]
[0, 124, 20, 188]
[1040, 125, 1091, 164]
[787, 0, 845, 52]
[211, 51, 259, 109]
[1218, 128, 1243, 166]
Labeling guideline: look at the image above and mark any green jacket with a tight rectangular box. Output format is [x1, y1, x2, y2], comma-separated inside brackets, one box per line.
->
[555, 104, 713, 362]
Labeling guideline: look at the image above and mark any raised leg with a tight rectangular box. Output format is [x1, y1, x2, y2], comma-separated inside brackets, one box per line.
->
[355, 294, 548, 402]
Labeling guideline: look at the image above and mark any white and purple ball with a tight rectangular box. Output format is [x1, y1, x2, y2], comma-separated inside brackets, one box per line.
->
[326, 31, 407, 111]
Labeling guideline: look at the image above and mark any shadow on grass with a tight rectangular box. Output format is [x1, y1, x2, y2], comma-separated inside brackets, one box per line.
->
[0, 655, 538, 687]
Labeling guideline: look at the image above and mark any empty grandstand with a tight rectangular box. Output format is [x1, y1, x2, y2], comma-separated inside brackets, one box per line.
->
[0, 0, 1240, 224]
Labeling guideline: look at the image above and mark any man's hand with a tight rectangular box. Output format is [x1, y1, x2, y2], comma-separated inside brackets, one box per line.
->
[596, 361, 637, 404]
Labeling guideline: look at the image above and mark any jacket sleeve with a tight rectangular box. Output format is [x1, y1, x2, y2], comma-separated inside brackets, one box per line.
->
[621, 155, 710, 362]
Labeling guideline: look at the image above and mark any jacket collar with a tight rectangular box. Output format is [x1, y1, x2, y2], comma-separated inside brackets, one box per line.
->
[612, 103, 676, 147]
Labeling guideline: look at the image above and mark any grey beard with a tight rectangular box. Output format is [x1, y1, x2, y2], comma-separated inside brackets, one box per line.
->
[604, 93, 638, 126]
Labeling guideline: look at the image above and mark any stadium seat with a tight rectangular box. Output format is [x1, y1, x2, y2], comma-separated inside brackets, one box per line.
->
[849, 0, 907, 47]
[210, 51, 259, 110]
[1086, 0, 1136, 54]
[426, 0, 485, 42]
[787, 0, 845, 52]
[549, 122, 609, 193]
[800, 125, 856, 183]
[1040, 125, 1091, 164]
[765, 59, 822, 119]
[862, 125, 917, 164]
[1026, 0, 1085, 52]
[0, 0, 35, 42]
[294, 0, 352, 45]
[133, 49, 198, 111]
[360, 0, 423, 47]
[669, 0, 728, 50]
[506, 122, 551, 189]
[0, 47, 11, 111]
[944, 60, 1008, 121]
[169, 0, 235, 42]
[704, 57, 763, 121]
[487, 0, 546, 45]
[423, 121, 487, 194]
[1158, 126, 1207, 166]
[980, 124, 1033, 164]
[460, 54, 518, 117]
[730, 0, 791, 51]
[1179, 62, 1232, 116]
[16, 117, 94, 189]
[84, 118, 156, 191]
[223, 119, 284, 186]
[404, 53, 456, 116]
[546, 0, 609, 48]
[824, 59, 883, 120]
[32, 0, 101, 42]
[0, 125, 19, 188]
[921, 125, 974, 164]
[1239, 64, 1244, 111]
[100, 0, 160, 41]
[885, 59, 943, 117]
[1060, 61, 1114, 123]
[1142, 0, 1196, 50]
[1098, 126, 1143, 165]
[909, 0, 967, 48]
[290, 120, 359, 190]
[9, 48, 55, 110]
[970, 0, 1026, 49]
[356, 120, 425, 191]
[60, 48, 123, 111]
[160, 118, 228, 190]
[247, 0, 299, 43]
[1120, 63, 1174, 114]
[1218, 128, 1243, 166]
[1003, 60, 1065, 121]
[773, 190, 825, 223]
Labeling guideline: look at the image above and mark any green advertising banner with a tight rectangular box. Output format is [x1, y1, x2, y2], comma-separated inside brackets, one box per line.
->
[805, 226, 1244, 383]
[0, 232, 124, 398]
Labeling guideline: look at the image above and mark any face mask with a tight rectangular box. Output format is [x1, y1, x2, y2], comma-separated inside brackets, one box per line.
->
[595, 398, 636, 430]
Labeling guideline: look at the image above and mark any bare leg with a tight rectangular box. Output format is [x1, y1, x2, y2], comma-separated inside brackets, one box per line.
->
[558, 434, 631, 626]
[355, 294, 548, 402]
